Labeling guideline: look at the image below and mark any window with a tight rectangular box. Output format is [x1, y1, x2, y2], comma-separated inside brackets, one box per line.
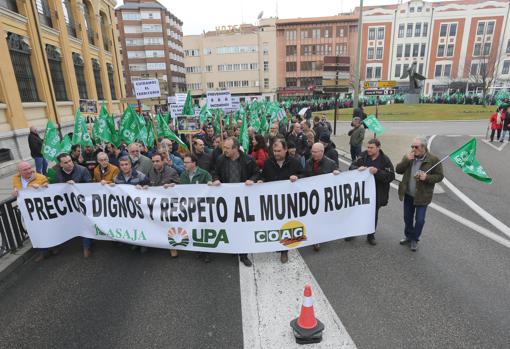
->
[395, 64, 401, 78]
[186, 66, 201, 73]
[440, 24, 447, 37]
[73, 52, 87, 99]
[470, 63, 478, 76]
[7, 33, 39, 102]
[185, 49, 200, 56]
[286, 78, 297, 87]
[286, 62, 297, 72]
[474, 43, 481, 56]
[410, 7, 415, 13]
[375, 67, 381, 79]
[480, 62, 487, 76]
[403, 64, 409, 74]
[124, 25, 142, 34]
[264, 61, 269, 72]
[127, 51, 145, 58]
[407, 23, 413, 37]
[264, 78, 269, 89]
[142, 24, 162, 32]
[404, 44, 411, 57]
[376, 47, 383, 59]
[412, 44, 419, 57]
[207, 82, 214, 89]
[0, 0, 18, 12]
[144, 37, 163, 45]
[36, 0, 52, 27]
[100, 13, 110, 51]
[377, 27, 384, 40]
[367, 47, 374, 60]
[418, 63, 424, 74]
[366, 67, 373, 79]
[483, 43, 491, 56]
[420, 43, 426, 57]
[502, 61, 510, 75]
[368, 28, 375, 40]
[444, 64, 451, 77]
[423, 22, 428, 37]
[415, 23, 421, 37]
[286, 30, 296, 41]
[83, 2, 95, 45]
[203, 48, 212, 55]
[337, 26, 346, 37]
[434, 64, 442, 78]
[486, 21, 494, 35]
[92, 59, 103, 100]
[437, 44, 445, 57]
[62, 0, 76, 37]
[205, 65, 212, 72]
[301, 29, 310, 39]
[506, 39, 510, 53]
[312, 28, 320, 39]
[146, 50, 164, 58]
[286, 45, 297, 56]
[477, 22, 485, 35]
[398, 24, 404, 38]
[417, 7, 422, 12]
[446, 44, 454, 57]
[122, 12, 140, 20]
[263, 43, 269, 55]
[141, 11, 160, 19]
[107, 64, 116, 100]
[126, 38, 143, 46]
[46, 45, 67, 101]
[335, 44, 347, 56]
[449, 23, 457, 37]
[396, 44, 403, 58]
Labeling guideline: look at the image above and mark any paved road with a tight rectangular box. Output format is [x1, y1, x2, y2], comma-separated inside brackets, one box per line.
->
[1, 126, 509, 349]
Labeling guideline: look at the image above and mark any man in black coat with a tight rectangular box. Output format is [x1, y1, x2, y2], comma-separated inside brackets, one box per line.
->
[349, 138, 395, 245]
[260, 138, 303, 263]
[211, 137, 260, 267]
[28, 126, 47, 175]
[319, 133, 339, 166]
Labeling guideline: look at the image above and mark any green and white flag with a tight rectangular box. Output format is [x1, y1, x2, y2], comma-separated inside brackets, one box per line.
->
[72, 110, 93, 147]
[449, 138, 492, 184]
[119, 106, 143, 145]
[59, 134, 72, 155]
[363, 115, 385, 135]
[92, 104, 114, 144]
[239, 115, 249, 152]
[182, 91, 194, 116]
[42, 120, 61, 161]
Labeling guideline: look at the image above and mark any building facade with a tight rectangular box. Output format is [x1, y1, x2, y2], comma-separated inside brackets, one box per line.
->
[361, 0, 510, 95]
[116, 0, 185, 98]
[0, 0, 125, 170]
[183, 18, 278, 101]
[276, 15, 359, 98]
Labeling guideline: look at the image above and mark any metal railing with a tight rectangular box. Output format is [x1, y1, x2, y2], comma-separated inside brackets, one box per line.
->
[0, 197, 28, 257]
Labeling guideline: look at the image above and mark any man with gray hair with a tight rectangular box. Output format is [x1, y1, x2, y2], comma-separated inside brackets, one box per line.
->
[396, 137, 444, 251]
[128, 143, 152, 176]
[348, 117, 365, 161]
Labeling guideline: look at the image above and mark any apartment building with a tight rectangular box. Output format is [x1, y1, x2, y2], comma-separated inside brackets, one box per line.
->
[275, 15, 359, 97]
[116, 0, 185, 97]
[361, 0, 510, 95]
[0, 0, 125, 168]
[183, 18, 278, 101]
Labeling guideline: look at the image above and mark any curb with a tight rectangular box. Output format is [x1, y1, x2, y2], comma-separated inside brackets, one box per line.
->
[0, 242, 34, 283]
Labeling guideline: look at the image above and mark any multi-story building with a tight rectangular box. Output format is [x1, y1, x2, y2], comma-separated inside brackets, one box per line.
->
[361, 0, 510, 95]
[0, 0, 125, 169]
[116, 0, 185, 97]
[276, 15, 359, 98]
[183, 18, 278, 101]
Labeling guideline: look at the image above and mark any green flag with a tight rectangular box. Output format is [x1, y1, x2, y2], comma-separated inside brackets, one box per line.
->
[363, 115, 385, 135]
[155, 113, 171, 139]
[42, 120, 61, 161]
[239, 115, 249, 152]
[449, 138, 492, 184]
[92, 104, 113, 144]
[182, 91, 194, 116]
[199, 102, 212, 125]
[145, 117, 155, 147]
[106, 113, 120, 148]
[166, 127, 188, 150]
[72, 109, 93, 147]
[59, 134, 72, 155]
[119, 106, 142, 145]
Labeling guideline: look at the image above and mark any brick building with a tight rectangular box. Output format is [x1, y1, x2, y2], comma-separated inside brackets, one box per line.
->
[116, 0, 185, 97]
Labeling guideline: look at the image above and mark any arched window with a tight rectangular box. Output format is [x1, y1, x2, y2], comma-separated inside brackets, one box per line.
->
[46, 45, 68, 101]
[107, 64, 116, 100]
[7, 33, 39, 102]
[61, 0, 76, 37]
[83, 1, 95, 45]
[36, 0, 52, 27]
[0, 0, 18, 13]
[92, 59, 104, 100]
[72, 52, 87, 99]
[100, 12, 110, 51]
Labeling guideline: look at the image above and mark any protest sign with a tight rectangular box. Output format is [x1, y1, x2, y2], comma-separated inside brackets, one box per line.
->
[18, 172, 376, 253]
[207, 91, 232, 110]
[133, 79, 161, 99]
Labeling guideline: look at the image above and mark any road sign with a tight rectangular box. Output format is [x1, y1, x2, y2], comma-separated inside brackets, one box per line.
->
[363, 80, 397, 89]
[364, 89, 396, 96]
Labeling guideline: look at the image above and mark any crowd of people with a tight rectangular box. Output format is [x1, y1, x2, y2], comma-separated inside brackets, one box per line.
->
[16, 107, 444, 265]
[488, 104, 510, 142]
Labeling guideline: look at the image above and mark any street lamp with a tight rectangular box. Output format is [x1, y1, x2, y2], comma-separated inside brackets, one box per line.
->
[353, 0, 364, 108]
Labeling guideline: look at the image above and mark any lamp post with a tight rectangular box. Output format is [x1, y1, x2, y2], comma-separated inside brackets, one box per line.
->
[353, 0, 364, 109]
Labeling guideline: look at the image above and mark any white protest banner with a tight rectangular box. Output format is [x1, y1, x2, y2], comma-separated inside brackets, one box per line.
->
[175, 93, 187, 105]
[133, 79, 161, 99]
[207, 90, 232, 110]
[225, 96, 241, 113]
[17, 171, 375, 253]
[169, 104, 183, 117]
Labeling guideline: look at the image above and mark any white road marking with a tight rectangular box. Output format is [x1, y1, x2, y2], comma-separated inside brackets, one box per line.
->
[240, 251, 357, 349]
[480, 138, 508, 151]
[338, 157, 510, 249]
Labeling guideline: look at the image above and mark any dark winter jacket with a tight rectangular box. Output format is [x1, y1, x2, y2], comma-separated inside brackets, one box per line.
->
[261, 155, 303, 182]
[148, 164, 180, 186]
[114, 170, 149, 186]
[396, 152, 444, 206]
[213, 152, 260, 183]
[54, 164, 91, 184]
[286, 131, 309, 156]
[324, 142, 339, 166]
[304, 156, 338, 177]
[193, 151, 212, 172]
[350, 150, 395, 207]
[28, 131, 43, 158]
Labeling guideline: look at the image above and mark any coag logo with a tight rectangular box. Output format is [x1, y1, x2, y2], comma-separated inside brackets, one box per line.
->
[192, 229, 229, 248]
[168, 227, 190, 247]
[254, 220, 307, 248]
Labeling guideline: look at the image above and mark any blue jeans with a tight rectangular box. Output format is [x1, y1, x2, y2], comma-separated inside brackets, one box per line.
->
[34, 157, 48, 175]
[500, 129, 509, 141]
[350, 145, 361, 161]
[82, 238, 92, 250]
[403, 194, 428, 242]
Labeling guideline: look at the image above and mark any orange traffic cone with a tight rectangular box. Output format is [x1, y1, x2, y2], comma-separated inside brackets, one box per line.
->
[290, 284, 324, 344]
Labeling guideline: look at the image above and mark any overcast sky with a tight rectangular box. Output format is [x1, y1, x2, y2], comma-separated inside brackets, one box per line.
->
[120, 0, 451, 35]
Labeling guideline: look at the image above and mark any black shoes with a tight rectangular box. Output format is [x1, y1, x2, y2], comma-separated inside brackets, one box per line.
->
[410, 241, 418, 251]
[367, 237, 377, 246]
[240, 255, 252, 267]
[313, 244, 320, 252]
[344, 237, 355, 242]
[399, 238, 410, 245]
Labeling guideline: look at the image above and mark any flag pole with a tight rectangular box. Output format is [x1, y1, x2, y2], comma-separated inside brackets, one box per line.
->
[150, 113, 160, 149]
[424, 154, 449, 174]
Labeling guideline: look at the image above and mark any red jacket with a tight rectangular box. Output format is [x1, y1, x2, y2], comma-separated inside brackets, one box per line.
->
[490, 112, 505, 130]
[251, 148, 268, 169]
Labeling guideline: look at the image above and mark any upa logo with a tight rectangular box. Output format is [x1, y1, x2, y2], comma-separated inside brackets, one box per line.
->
[254, 220, 307, 248]
[168, 227, 190, 247]
[192, 228, 229, 248]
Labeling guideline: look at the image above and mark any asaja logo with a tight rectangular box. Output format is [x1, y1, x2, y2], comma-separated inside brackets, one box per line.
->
[95, 224, 147, 241]
[254, 220, 307, 248]
[192, 228, 229, 248]
[168, 227, 189, 247]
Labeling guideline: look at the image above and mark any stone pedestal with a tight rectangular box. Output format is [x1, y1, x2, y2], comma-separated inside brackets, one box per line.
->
[404, 88, 422, 104]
